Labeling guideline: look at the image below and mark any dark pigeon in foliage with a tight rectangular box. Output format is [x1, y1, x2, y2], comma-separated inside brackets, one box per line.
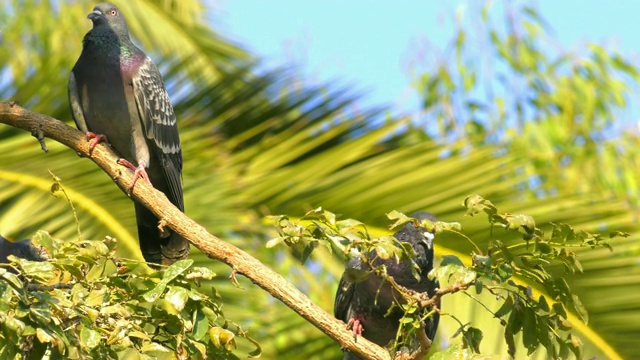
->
[334, 212, 440, 359]
[0, 235, 48, 264]
[68, 3, 189, 267]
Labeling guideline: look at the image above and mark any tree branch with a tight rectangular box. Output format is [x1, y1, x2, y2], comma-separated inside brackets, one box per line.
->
[0, 102, 390, 360]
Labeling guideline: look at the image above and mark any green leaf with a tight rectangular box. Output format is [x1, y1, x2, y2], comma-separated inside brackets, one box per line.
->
[143, 259, 194, 302]
[2, 316, 25, 340]
[165, 286, 190, 312]
[535, 241, 552, 254]
[336, 219, 364, 234]
[570, 294, 589, 324]
[494, 295, 514, 318]
[153, 299, 180, 317]
[504, 328, 516, 358]
[30, 230, 54, 257]
[29, 303, 52, 324]
[538, 295, 550, 313]
[440, 255, 465, 267]
[80, 325, 101, 350]
[463, 194, 497, 217]
[164, 259, 195, 280]
[567, 333, 584, 359]
[462, 326, 483, 353]
[430, 262, 476, 284]
[85, 288, 107, 307]
[474, 279, 483, 294]
[492, 240, 514, 262]
[503, 214, 536, 235]
[0, 344, 18, 360]
[522, 307, 539, 354]
[36, 328, 54, 343]
[128, 331, 151, 341]
[192, 308, 210, 341]
[140, 342, 171, 353]
[497, 263, 514, 281]
[1, 271, 24, 289]
[508, 305, 524, 334]
[386, 210, 411, 230]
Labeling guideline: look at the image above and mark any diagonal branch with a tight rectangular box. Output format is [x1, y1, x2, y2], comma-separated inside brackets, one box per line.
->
[0, 102, 390, 360]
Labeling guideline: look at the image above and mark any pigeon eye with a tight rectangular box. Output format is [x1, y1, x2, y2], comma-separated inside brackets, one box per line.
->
[109, 9, 117, 16]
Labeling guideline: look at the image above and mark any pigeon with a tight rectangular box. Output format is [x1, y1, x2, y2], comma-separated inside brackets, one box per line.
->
[68, 2, 189, 267]
[334, 212, 440, 359]
[0, 235, 48, 264]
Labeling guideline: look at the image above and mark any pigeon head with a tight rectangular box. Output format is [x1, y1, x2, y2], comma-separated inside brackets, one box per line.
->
[88, 2, 130, 36]
[410, 211, 437, 250]
[395, 211, 437, 268]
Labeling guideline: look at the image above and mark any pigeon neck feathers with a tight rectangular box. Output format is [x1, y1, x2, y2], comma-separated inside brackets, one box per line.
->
[83, 2, 137, 61]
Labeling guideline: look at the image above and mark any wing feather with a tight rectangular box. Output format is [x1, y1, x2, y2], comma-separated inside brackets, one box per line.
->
[68, 72, 89, 133]
[131, 57, 184, 211]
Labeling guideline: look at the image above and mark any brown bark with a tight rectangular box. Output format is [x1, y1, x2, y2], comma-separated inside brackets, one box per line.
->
[0, 102, 392, 360]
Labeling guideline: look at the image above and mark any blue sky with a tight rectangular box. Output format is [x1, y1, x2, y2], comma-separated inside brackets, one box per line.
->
[214, 1, 640, 121]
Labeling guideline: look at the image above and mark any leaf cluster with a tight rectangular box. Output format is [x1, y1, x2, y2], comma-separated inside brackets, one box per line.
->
[454, 194, 627, 358]
[0, 232, 258, 360]
[270, 196, 629, 359]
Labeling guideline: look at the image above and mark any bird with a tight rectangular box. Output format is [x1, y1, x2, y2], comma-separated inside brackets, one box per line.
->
[68, 2, 189, 267]
[0, 235, 48, 264]
[334, 211, 440, 359]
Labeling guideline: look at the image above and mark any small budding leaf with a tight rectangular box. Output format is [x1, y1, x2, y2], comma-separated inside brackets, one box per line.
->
[503, 213, 536, 235]
[387, 210, 412, 230]
[209, 327, 237, 351]
[463, 194, 497, 216]
[336, 219, 364, 234]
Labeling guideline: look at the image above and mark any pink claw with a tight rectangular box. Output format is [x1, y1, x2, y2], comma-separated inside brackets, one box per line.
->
[117, 158, 151, 193]
[347, 318, 364, 338]
[86, 132, 107, 155]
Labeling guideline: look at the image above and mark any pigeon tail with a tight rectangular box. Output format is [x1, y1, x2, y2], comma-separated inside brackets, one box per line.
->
[135, 203, 189, 268]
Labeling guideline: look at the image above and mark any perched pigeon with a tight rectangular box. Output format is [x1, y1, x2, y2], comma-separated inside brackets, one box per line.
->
[68, 2, 189, 266]
[0, 235, 48, 264]
[334, 212, 440, 359]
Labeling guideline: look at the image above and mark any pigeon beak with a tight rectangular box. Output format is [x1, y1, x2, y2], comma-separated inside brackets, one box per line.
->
[87, 10, 103, 21]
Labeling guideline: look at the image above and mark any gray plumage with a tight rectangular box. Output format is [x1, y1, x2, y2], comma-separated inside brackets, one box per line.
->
[0, 235, 48, 264]
[334, 212, 440, 359]
[69, 2, 189, 266]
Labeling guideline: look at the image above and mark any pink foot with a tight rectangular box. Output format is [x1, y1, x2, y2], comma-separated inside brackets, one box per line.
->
[117, 159, 151, 193]
[347, 318, 364, 339]
[85, 132, 107, 155]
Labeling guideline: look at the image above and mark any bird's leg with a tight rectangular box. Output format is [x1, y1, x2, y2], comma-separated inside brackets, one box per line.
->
[85, 132, 108, 155]
[117, 159, 152, 193]
[346, 318, 364, 339]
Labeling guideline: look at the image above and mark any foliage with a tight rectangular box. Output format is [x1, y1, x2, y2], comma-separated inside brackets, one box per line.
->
[0, 231, 257, 360]
[413, 0, 640, 205]
[271, 196, 628, 358]
[0, 0, 639, 359]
